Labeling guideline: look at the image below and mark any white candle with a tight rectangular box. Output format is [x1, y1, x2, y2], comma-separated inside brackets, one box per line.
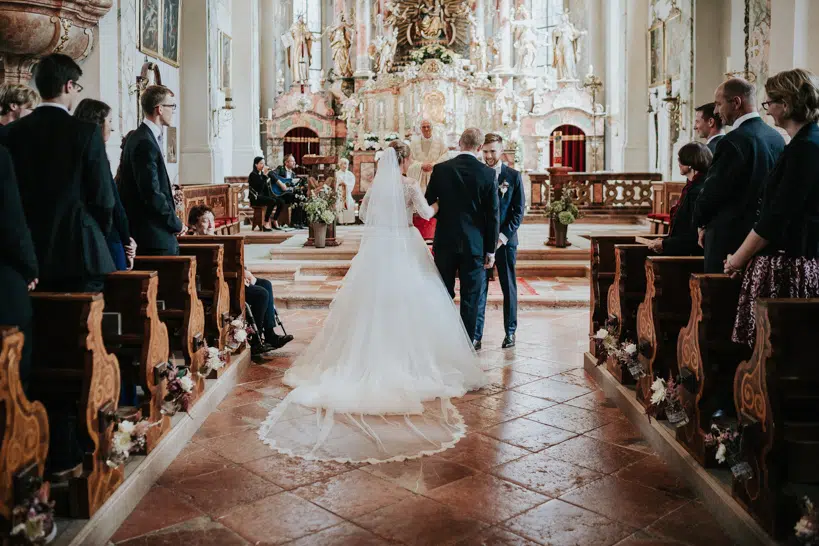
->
[225, 87, 232, 100]
[588, 64, 593, 76]
[725, 56, 732, 73]
[267, 108, 273, 120]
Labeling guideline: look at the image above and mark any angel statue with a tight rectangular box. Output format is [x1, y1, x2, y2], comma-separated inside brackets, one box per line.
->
[327, 12, 354, 78]
[552, 9, 586, 81]
[512, 6, 537, 72]
[470, 34, 487, 74]
[284, 15, 313, 83]
[369, 27, 398, 75]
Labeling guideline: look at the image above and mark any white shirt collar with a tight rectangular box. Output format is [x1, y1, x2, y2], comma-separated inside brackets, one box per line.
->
[38, 102, 69, 113]
[732, 112, 760, 129]
[142, 118, 163, 142]
[706, 132, 724, 144]
[457, 151, 480, 159]
[493, 161, 504, 174]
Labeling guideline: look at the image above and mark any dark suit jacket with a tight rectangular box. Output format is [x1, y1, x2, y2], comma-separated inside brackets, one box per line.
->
[108, 178, 130, 246]
[706, 134, 724, 154]
[0, 106, 115, 282]
[662, 175, 705, 256]
[425, 153, 500, 257]
[119, 123, 183, 253]
[693, 116, 785, 271]
[753, 122, 819, 257]
[497, 164, 525, 248]
[0, 145, 37, 326]
[248, 170, 274, 203]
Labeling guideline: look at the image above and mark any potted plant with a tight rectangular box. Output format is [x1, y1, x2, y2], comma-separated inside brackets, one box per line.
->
[302, 186, 337, 248]
[547, 193, 580, 248]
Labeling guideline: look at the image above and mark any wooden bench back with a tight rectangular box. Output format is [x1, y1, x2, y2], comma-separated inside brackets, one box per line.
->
[179, 244, 230, 350]
[29, 293, 123, 518]
[178, 235, 245, 318]
[0, 326, 49, 523]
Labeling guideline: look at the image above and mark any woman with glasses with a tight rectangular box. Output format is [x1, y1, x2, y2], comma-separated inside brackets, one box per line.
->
[726, 68, 819, 346]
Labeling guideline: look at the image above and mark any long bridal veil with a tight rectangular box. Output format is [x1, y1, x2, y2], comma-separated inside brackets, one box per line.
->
[257, 147, 488, 464]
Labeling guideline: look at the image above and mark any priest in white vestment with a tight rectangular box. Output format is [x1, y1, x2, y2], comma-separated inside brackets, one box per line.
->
[335, 158, 356, 224]
[407, 120, 449, 192]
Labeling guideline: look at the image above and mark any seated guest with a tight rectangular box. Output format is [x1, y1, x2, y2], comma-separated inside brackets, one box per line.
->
[188, 205, 294, 356]
[74, 98, 136, 270]
[725, 68, 819, 346]
[119, 84, 185, 256]
[694, 102, 725, 153]
[0, 83, 39, 126]
[248, 156, 280, 231]
[0, 145, 38, 397]
[646, 143, 712, 256]
[274, 154, 307, 229]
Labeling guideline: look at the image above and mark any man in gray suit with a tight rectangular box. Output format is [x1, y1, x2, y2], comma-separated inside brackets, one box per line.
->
[694, 102, 725, 153]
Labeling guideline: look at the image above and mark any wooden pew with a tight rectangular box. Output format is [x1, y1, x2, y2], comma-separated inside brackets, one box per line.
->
[102, 271, 171, 452]
[0, 327, 50, 530]
[178, 244, 230, 351]
[178, 235, 245, 319]
[29, 293, 122, 518]
[132, 257, 206, 405]
[732, 298, 819, 538]
[676, 274, 751, 466]
[635, 256, 704, 410]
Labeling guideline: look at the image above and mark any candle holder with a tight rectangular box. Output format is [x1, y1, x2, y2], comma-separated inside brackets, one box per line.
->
[662, 77, 686, 133]
[582, 69, 607, 172]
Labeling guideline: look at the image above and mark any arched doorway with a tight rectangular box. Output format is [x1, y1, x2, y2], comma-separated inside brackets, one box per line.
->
[549, 125, 587, 172]
[283, 127, 320, 172]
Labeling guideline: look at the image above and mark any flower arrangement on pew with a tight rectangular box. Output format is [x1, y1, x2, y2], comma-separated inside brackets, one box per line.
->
[10, 478, 56, 545]
[106, 417, 151, 468]
[795, 496, 818, 545]
[615, 341, 648, 379]
[591, 316, 618, 363]
[200, 346, 227, 377]
[646, 375, 689, 427]
[225, 317, 252, 353]
[704, 424, 753, 481]
[161, 362, 195, 415]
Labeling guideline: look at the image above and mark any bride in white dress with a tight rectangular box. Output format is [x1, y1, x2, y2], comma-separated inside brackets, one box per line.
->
[258, 142, 488, 463]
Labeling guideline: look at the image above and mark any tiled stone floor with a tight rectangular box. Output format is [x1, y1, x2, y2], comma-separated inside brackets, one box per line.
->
[109, 309, 736, 546]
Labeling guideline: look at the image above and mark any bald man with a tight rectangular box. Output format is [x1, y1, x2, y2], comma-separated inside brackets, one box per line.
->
[408, 120, 449, 192]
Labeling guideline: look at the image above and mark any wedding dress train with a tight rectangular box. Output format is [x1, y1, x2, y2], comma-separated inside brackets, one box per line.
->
[258, 148, 488, 463]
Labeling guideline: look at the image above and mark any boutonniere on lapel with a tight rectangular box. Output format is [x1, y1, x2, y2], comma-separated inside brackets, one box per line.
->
[499, 181, 510, 197]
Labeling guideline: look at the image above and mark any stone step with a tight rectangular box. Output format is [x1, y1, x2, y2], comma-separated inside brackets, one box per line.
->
[276, 292, 589, 310]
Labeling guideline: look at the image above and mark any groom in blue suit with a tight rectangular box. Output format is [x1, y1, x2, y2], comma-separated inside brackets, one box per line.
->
[474, 133, 525, 349]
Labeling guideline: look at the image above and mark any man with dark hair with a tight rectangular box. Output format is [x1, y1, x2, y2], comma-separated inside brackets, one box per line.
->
[474, 133, 525, 349]
[426, 127, 500, 344]
[693, 78, 785, 273]
[694, 102, 725, 153]
[119, 85, 184, 255]
[273, 154, 307, 229]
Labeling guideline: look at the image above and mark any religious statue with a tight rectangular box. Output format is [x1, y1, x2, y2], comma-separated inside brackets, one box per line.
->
[385, 0, 471, 48]
[407, 119, 449, 192]
[369, 27, 398, 75]
[418, 0, 447, 40]
[470, 34, 487, 74]
[327, 13, 354, 78]
[283, 15, 313, 83]
[512, 6, 537, 73]
[552, 9, 586, 81]
[485, 37, 499, 71]
[276, 68, 284, 95]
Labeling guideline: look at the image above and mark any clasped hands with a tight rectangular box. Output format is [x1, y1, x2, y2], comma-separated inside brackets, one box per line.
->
[723, 254, 745, 278]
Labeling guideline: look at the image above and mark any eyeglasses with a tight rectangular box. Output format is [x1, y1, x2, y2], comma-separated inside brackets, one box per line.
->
[761, 100, 782, 111]
[160, 103, 177, 111]
[71, 81, 83, 93]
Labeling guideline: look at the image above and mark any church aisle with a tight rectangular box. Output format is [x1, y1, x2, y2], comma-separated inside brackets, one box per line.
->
[108, 309, 736, 546]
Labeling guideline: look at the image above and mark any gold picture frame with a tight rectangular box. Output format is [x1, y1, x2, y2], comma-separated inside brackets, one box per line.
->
[648, 19, 664, 88]
[219, 31, 232, 90]
[166, 126, 178, 163]
[663, 7, 684, 81]
[139, 0, 180, 68]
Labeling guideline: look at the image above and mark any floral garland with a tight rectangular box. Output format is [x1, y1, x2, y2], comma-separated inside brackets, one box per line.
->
[106, 418, 151, 468]
[408, 45, 460, 65]
[646, 376, 689, 427]
[162, 362, 195, 415]
[703, 424, 753, 480]
[225, 318, 252, 353]
[200, 347, 227, 377]
[352, 132, 401, 151]
[796, 496, 818, 545]
[10, 480, 55, 545]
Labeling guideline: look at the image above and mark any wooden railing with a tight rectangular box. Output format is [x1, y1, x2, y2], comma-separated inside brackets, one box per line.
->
[549, 171, 662, 217]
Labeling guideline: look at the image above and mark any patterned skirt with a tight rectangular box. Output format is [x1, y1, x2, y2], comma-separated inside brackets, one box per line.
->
[732, 255, 819, 346]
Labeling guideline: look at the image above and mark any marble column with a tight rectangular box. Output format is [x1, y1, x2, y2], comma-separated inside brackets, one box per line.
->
[354, 0, 372, 78]
[622, 0, 649, 171]
[494, 0, 513, 73]
[179, 0, 220, 185]
[260, 0, 278, 117]
[232, 0, 263, 173]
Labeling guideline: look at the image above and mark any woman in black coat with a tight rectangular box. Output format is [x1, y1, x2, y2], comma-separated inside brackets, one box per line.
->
[646, 142, 712, 256]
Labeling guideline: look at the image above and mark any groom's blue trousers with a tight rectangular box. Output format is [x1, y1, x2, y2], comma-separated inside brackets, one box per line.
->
[434, 249, 486, 342]
[475, 244, 518, 342]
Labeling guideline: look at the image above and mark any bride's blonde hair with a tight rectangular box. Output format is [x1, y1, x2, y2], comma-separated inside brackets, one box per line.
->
[389, 140, 411, 163]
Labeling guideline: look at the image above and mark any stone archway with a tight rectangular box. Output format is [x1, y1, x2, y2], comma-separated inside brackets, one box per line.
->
[550, 124, 587, 172]
[283, 127, 320, 171]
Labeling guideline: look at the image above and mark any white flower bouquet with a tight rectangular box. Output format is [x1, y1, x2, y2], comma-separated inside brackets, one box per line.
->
[106, 418, 151, 468]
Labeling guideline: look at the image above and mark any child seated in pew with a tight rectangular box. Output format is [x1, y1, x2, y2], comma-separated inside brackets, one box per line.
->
[645, 142, 711, 256]
[187, 205, 294, 358]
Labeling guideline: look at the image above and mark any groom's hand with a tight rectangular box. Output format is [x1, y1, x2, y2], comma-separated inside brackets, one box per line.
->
[484, 253, 496, 270]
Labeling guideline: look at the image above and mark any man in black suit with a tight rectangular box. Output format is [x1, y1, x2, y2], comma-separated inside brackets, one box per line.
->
[426, 128, 500, 345]
[0, 145, 38, 397]
[693, 78, 785, 273]
[694, 102, 725, 153]
[474, 133, 525, 350]
[0, 54, 115, 292]
[119, 85, 184, 255]
[274, 154, 307, 228]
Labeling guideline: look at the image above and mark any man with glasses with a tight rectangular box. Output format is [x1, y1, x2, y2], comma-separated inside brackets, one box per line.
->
[693, 78, 785, 273]
[119, 85, 185, 256]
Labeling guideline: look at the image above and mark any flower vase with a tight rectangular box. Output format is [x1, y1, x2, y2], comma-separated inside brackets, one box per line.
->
[727, 453, 753, 481]
[312, 222, 328, 248]
[553, 221, 569, 248]
[665, 400, 690, 428]
[627, 359, 647, 379]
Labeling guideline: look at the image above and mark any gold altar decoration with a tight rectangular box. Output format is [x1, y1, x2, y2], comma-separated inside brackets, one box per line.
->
[386, 0, 472, 52]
